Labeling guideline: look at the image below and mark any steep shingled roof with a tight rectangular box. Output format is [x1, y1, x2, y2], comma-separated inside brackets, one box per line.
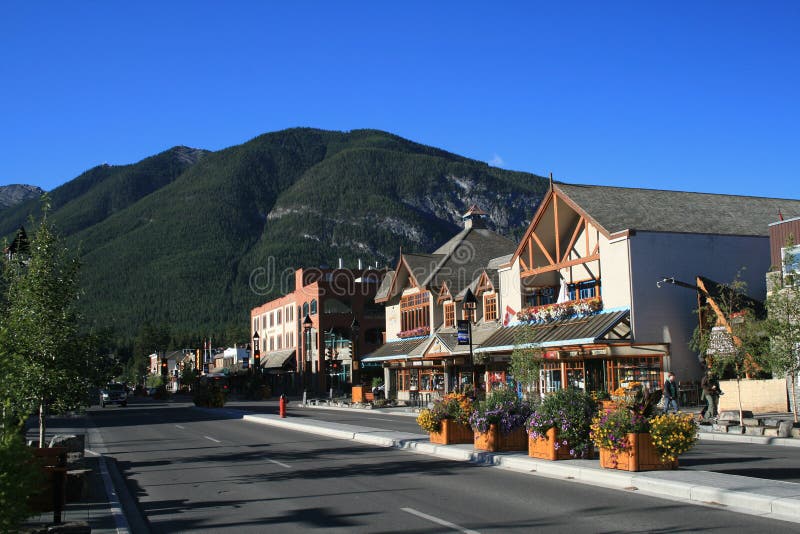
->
[425, 227, 516, 295]
[556, 183, 800, 237]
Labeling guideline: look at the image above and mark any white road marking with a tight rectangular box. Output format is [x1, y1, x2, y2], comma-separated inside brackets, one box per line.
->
[85, 449, 101, 456]
[175, 425, 185, 429]
[267, 458, 291, 469]
[204, 435, 221, 443]
[367, 417, 397, 422]
[401, 507, 480, 534]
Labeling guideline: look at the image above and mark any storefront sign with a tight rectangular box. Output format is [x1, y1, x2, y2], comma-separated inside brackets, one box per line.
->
[544, 350, 559, 359]
[457, 320, 470, 345]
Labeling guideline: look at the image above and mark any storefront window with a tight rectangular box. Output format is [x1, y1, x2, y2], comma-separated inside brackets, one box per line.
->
[565, 363, 585, 390]
[542, 362, 561, 393]
[609, 356, 663, 392]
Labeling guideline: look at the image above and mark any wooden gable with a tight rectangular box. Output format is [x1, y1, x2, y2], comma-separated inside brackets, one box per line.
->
[436, 281, 453, 304]
[376, 255, 422, 303]
[475, 271, 495, 296]
[512, 186, 605, 282]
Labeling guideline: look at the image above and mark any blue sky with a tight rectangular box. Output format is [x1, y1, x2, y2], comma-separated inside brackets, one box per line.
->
[1, 2, 798, 200]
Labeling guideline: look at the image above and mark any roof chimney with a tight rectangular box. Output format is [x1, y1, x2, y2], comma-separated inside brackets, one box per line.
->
[462, 205, 488, 229]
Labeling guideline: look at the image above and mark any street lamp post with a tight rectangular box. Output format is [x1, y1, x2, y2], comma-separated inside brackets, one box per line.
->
[252, 331, 260, 376]
[351, 316, 360, 388]
[463, 288, 478, 393]
[303, 314, 313, 396]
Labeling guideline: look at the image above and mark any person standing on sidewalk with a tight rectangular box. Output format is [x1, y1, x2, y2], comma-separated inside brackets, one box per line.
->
[701, 370, 722, 420]
[663, 372, 679, 413]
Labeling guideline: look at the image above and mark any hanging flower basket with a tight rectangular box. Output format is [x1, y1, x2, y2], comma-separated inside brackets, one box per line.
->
[474, 424, 528, 452]
[429, 419, 474, 445]
[598, 433, 678, 471]
[397, 326, 430, 339]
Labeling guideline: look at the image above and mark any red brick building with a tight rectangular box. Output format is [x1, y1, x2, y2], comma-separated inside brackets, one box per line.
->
[251, 267, 386, 395]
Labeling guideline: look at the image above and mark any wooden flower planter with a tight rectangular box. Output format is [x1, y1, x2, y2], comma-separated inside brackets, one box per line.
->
[429, 420, 473, 445]
[599, 433, 678, 472]
[528, 427, 574, 460]
[474, 424, 528, 452]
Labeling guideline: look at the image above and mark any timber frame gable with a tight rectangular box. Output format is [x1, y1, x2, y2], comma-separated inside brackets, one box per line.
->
[436, 282, 453, 304]
[512, 184, 607, 282]
[475, 270, 495, 296]
[375, 255, 423, 304]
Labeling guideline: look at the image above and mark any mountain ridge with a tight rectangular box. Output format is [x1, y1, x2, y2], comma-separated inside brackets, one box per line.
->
[0, 128, 548, 343]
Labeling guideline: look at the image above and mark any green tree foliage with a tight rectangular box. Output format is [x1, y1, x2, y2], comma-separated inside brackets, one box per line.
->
[691, 275, 769, 423]
[765, 237, 800, 423]
[510, 326, 544, 401]
[0, 207, 92, 446]
[0, 432, 43, 530]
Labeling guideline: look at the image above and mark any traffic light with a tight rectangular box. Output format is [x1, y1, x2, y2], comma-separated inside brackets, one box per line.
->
[161, 360, 168, 378]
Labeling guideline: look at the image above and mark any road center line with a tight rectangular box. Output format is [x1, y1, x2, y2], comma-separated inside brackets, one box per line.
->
[204, 436, 221, 443]
[267, 458, 291, 469]
[401, 507, 480, 534]
[175, 425, 185, 429]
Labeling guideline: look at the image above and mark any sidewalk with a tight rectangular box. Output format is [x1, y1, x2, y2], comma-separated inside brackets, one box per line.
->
[20, 419, 136, 534]
[228, 403, 800, 525]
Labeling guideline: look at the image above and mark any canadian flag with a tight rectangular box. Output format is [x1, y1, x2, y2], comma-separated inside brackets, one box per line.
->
[503, 305, 516, 326]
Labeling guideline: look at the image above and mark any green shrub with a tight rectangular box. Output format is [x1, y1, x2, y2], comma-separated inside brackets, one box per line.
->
[0, 434, 43, 531]
[192, 382, 226, 407]
[152, 384, 170, 400]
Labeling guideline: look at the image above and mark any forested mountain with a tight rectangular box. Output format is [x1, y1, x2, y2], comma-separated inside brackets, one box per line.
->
[0, 128, 548, 344]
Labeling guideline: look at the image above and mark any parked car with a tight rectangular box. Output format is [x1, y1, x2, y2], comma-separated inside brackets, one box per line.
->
[100, 383, 128, 407]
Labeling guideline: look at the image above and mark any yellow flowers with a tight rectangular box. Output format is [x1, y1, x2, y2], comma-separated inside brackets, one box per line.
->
[416, 409, 440, 433]
[649, 412, 698, 462]
[417, 393, 475, 433]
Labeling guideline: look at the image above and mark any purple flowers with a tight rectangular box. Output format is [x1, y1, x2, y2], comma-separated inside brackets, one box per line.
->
[526, 388, 597, 459]
[469, 387, 532, 434]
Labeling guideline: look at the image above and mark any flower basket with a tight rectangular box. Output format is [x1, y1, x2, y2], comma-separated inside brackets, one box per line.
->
[474, 424, 528, 452]
[430, 419, 474, 445]
[528, 427, 574, 460]
[599, 433, 678, 471]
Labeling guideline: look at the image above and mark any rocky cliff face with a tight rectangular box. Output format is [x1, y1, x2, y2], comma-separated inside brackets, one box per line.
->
[0, 184, 44, 210]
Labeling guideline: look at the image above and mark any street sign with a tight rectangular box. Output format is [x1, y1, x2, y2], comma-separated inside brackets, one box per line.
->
[457, 320, 470, 345]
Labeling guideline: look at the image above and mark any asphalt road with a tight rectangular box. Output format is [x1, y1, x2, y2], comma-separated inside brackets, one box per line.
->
[210, 399, 800, 484]
[87, 399, 799, 533]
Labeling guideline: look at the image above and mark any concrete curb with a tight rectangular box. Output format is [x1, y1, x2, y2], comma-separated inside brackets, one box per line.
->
[698, 429, 800, 447]
[240, 411, 800, 524]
